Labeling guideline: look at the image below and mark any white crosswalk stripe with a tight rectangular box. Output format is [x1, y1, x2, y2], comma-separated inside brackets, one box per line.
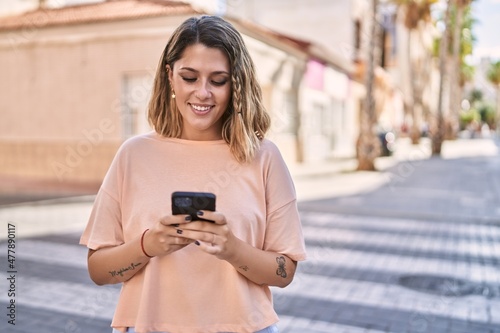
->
[0, 271, 119, 321]
[277, 316, 387, 333]
[16, 240, 88, 268]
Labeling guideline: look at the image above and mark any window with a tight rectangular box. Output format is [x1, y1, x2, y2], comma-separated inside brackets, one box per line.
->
[121, 72, 153, 139]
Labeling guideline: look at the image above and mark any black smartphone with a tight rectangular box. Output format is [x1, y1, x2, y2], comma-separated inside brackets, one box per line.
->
[171, 191, 216, 222]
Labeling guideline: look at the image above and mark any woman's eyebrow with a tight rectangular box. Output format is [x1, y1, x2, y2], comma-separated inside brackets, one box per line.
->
[178, 67, 197, 73]
[178, 67, 229, 75]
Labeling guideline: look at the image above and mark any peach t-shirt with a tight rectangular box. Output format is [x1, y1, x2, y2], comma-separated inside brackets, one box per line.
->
[80, 132, 307, 333]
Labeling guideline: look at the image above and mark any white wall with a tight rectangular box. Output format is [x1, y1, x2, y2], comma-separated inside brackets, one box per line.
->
[225, 0, 360, 68]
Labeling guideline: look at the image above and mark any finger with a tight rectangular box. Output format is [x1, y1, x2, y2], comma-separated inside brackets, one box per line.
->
[173, 228, 209, 242]
[160, 214, 193, 226]
[194, 239, 219, 255]
[171, 235, 195, 245]
[179, 221, 216, 232]
[195, 211, 226, 225]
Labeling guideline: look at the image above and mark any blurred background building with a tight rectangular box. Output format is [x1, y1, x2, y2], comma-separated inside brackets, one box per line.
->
[0, 0, 495, 198]
[0, 0, 367, 193]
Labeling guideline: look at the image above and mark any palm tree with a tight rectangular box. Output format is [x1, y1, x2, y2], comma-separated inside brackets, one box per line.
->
[394, 0, 436, 144]
[487, 61, 500, 131]
[448, 0, 474, 139]
[357, 0, 381, 171]
[458, 8, 476, 89]
[432, 0, 452, 155]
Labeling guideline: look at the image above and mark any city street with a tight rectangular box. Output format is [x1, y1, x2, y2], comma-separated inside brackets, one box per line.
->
[1, 0, 499, 332]
[0, 138, 499, 333]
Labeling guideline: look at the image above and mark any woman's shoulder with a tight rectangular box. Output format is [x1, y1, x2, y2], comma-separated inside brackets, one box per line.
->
[123, 131, 157, 145]
[259, 138, 280, 154]
[258, 138, 284, 159]
[255, 139, 289, 169]
[110, 132, 161, 162]
[118, 131, 162, 150]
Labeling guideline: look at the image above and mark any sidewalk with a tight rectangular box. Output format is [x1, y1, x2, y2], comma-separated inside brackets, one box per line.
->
[298, 137, 500, 223]
[291, 137, 433, 202]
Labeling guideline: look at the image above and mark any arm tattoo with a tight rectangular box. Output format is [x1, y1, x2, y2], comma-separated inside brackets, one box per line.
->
[109, 262, 142, 278]
[276, 256, 287, 278]
[239, 265, 249, 272]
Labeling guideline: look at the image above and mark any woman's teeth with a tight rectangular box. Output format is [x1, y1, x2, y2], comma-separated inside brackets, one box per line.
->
[192, 105, 211, 112]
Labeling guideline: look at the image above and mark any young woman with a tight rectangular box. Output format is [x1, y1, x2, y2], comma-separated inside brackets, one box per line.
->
[80, 15, 306, 333]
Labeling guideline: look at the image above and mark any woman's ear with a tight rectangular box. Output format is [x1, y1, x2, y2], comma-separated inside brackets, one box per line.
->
[166, 64, 173, 86]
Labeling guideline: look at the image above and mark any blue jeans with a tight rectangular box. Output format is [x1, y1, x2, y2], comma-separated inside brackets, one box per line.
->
[112, 324, 279, 333]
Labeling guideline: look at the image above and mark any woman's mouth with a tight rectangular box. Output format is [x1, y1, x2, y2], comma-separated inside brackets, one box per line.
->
[190, 104, 213, 115]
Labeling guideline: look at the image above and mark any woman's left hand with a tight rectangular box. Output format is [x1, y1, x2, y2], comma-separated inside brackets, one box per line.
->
[176, 210, 297, 288]
[174, 210, 237, 260]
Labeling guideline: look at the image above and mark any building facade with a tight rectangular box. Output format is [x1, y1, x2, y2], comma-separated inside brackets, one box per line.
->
[0, 0, 355, 188]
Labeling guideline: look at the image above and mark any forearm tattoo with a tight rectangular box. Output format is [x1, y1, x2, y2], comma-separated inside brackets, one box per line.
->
[109, 262, 142, 278]
[276, 256, 287, 278]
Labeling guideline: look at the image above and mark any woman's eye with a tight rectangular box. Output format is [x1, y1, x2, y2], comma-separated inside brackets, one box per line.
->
[211, 80, 227, 86]
[180, 77, 227, 86]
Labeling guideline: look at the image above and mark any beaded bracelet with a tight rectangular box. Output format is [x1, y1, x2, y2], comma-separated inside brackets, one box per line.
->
[140, 229, 154, 258]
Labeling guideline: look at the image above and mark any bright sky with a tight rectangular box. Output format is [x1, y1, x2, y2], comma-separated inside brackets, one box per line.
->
[472, 0, 500, 60]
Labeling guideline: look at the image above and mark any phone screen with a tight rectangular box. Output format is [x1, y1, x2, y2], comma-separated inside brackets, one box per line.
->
[171, 191, 216, 222]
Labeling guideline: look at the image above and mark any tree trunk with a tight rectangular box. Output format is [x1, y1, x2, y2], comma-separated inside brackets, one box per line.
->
[291, 62, 306, 163]
[432, 0, 452, 155]
[416, 26, 432, 134]
[408, 28, 422, 145]
[408, 27, 427, 145]
[357, 0, 381, 171]
[448, 1, 464, 140]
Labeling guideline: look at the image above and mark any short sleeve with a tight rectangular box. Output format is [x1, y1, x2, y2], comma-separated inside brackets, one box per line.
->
[79, 143, 126, 250]
[264, 199, 307, 261]
[261, 140, 306, 261]
[79, 188, 124, 250]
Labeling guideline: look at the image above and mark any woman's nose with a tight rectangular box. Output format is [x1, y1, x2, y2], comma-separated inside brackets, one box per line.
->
[194, 80, 212, 100]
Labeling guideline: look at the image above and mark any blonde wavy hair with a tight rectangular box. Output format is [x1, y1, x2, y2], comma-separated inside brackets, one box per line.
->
[148, 16, 270, 163]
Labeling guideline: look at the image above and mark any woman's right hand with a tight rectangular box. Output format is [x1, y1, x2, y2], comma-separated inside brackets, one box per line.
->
[87, 214, 194, 285]
[142, 215, 195, 257]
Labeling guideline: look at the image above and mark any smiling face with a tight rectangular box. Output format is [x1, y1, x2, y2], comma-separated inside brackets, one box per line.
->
[167, 43, 231, 141]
